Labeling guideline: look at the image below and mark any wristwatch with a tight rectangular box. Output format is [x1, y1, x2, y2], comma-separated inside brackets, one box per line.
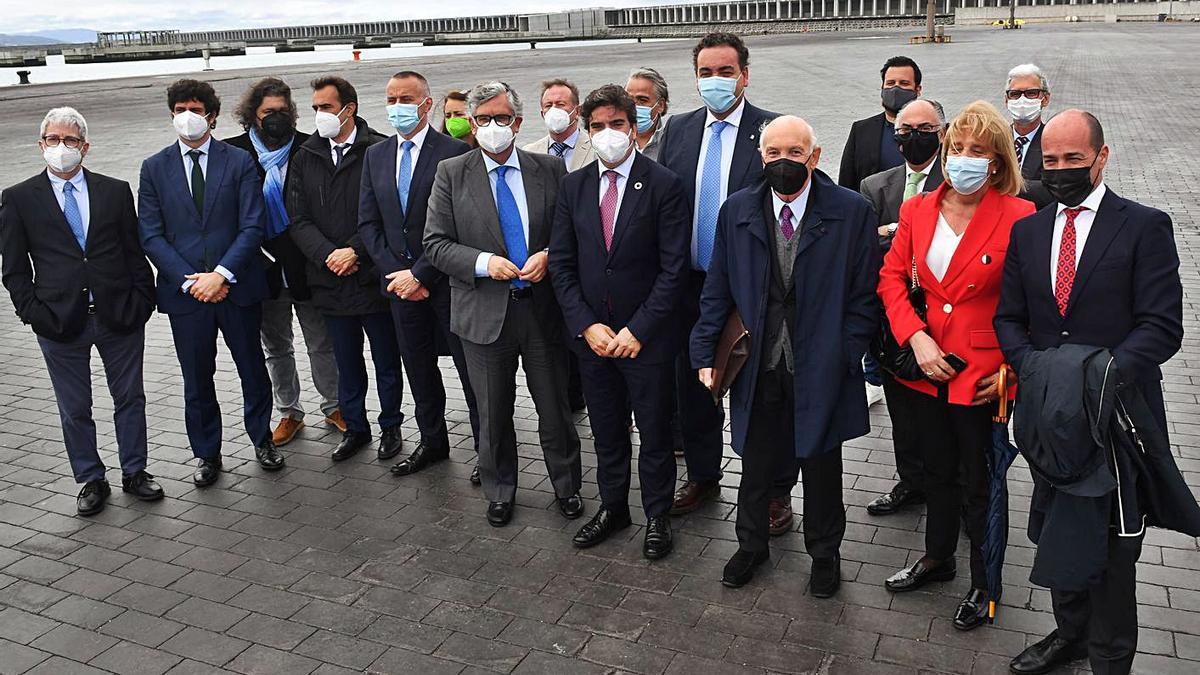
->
[886, 223, 898, 236]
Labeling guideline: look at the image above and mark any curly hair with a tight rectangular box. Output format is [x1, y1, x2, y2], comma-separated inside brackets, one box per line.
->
[166, 78, 220, 116]
[235, 77, 297, 131]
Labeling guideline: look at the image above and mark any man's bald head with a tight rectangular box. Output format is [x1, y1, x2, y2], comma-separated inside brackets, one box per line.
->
[1044, 108, 1104, 153]
[1042, 108, 1108, 173]
[760, 115, 822, 198]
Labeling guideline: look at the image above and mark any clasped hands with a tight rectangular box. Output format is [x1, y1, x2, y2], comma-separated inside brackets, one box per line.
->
[325, 247, 359, 277]
[185, 271, 229, 303]
[583, 324, 642, 359]
[487, 250, 548, 284]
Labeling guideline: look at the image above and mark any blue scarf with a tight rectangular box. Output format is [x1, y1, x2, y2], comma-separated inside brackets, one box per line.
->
[249, 127, 293, 240]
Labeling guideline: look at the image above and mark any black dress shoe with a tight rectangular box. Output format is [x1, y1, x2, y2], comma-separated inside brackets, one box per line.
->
[77, 480, 111, 516]
[377, 427, 404, 460]
[469, 465, 481, 486]
[390, 442, 449, 475]
[643, 515, 673, 560]
[558, 493, 584, 519]
[256, 441, 285, 470]
[722, 548, 770, 588]
[572, 507, 632, 548]
[332, 431, 371, 462]
[1010, 630, 1087, 674]
[885, 558, 957, 592]
[193, 457, 222, 487]
[487, 501, 514, 527]
[809, 555, 841, 598]
[953, 588, 989, 631]
[866, 482, 926, 516]
[121, 470, 164, 501]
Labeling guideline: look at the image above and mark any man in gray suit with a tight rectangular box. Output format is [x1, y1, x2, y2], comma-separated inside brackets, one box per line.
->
[424, 81, 583, 527]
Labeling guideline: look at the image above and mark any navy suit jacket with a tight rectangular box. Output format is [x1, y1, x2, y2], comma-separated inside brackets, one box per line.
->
[359, 128, 471, 295]
[137, 139, 267, 314]
[690, 171, 880, 458]
[549, 153, 690, 364]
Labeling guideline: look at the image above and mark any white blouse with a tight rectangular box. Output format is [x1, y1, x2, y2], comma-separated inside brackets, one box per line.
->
[926, 212, 964, 282]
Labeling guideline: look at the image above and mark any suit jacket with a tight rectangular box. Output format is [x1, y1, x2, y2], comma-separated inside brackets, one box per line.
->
[879, 183, 1035, 405]
[521, 128, 595, 171]
[1015, 123, 1054, 209]
[423, 149, 568, 345]
[548, 153, 690, 364]
[138, 139, 267, 315]
[359, 127, 471, 297]
[1, 169, 155, 341]
[224, 130, 312, 300]
[858, 160, 945, 251]
[689, 171, 880, 458]
[839, 111, 904, 191]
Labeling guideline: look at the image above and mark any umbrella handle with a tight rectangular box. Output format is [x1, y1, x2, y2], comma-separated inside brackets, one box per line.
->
[993, 366, 1010, 424]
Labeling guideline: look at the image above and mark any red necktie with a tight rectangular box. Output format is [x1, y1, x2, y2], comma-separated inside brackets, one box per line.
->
[1054, 207, 1085, 316]
[600, 170, 618, 251]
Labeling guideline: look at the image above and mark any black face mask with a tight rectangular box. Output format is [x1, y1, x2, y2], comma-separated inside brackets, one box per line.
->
[881, 86, 918, 114]
[1042, 155, 1099, 207]
[895, 129, 941, 167]
[259, 112, 295, 146]
[764, 158, 810, 196]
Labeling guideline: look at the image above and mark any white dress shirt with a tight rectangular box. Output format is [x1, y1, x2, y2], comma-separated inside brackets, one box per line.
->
[46, 169, 90, 237]
[1013, 126, 1039, 169]
[691, 98, 744, 267]
[1050, 182, 1107, 291]
[329, 125, 357, 165]
[927, 212, 964, 282]
[597, 148, 637, 230]
[395, 124, 430, 184]
[474, 151, 531, 277]
[176, 137, 236, 290]
[770, 180, 812, 235]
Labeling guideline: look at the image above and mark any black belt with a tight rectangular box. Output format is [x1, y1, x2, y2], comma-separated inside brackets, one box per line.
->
[508, 286, 533, 300]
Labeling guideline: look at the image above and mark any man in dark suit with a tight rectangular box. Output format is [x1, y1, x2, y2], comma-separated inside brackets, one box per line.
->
[359, 70, 480, 479]
[691, 116, 880, 597]
[656, 32, 781, 518]
[857, 97, 945, 517]
[424, 82, 583, 527]
[1004, 63, 1054, 209]
[138, 79, 284, 487]
[549, 85, 689, 560]
[1, 107, 163, 516]
[838, 55, 923, 191]
[995, 110, 1184, 675]
[225, 77, 342, 447]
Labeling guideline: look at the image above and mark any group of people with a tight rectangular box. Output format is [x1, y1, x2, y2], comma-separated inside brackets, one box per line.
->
[2, 31, 1196, 675]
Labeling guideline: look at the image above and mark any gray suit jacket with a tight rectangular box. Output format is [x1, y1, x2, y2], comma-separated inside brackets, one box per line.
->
[423, 148, 568, 345]
[522, 129, 595, 171]
[859, 160, 944, 251]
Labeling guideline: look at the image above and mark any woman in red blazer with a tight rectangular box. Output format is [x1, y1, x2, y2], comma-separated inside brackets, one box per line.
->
[877, 101, 1035, 630]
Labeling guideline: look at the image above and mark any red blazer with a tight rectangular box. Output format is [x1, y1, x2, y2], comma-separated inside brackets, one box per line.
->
[878, 183, 1035, 405]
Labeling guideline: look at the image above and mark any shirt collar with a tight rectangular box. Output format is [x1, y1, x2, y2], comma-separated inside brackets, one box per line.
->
[483, 148, 522, 174]
[1056, 181, 1107, 216]
[330, 125, 357, 150]
[560, 125, 580, 149]
[46, 168, 86, 191]
[1012, 125, 1039, 143]
[178, 136, 212, 159]
[598, 147, 637, 181]
[905, 162, 931, 179]
[771, 179, 812, 224]
[400, 123, 430, 151]
[704, 97, 745, 130]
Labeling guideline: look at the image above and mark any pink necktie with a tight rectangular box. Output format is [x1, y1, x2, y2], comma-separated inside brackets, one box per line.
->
[600, 170, 619, 251]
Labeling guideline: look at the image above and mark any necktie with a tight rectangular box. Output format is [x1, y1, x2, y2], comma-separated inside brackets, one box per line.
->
[187, 149, 205, 214]
[1014, 135, 1030, 166]
[904, 171, 926, 201]
[695, 120, 729, 270]
[600, 170, 619, 251]
[334, 143, 347, 166]
[61, 181, 87, 251]
[550, 141, 569, 158]
[493, 166, 529, 288]
[1054, 207, 1085, 316]
[779, 203, 795, 242]
[397, 140, 414, 215]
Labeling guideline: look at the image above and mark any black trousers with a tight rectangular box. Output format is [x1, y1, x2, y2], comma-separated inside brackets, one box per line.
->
[737, 366, 845, 558]
[324, 312, 404, 435]
[675, 271, 726, 483]
[577, 355, 676, 518]
[1052, 532, 1143, 675]
[390, 280, 479, 451]
[882, 372, 926, 493]
[910, 387, 992, 588]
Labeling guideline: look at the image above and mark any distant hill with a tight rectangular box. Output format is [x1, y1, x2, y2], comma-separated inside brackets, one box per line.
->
[0, 28, 96, 46]
[0, 33, 61, 46]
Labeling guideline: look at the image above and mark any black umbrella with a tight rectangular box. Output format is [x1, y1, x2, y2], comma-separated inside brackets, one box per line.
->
[984, 366, 1018, 623]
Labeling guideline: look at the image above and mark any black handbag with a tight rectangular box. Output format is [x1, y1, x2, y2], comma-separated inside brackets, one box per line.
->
[871, 257, 929, 382]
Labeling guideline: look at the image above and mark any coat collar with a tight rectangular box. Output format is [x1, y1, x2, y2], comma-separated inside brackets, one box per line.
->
[909, 182, 1007, 292]
[1065, 187, 1127, 317]
[736, 169, 839, 257]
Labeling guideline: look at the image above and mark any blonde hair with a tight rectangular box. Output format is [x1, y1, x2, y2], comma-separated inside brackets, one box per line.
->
[941, 100, 1024, 197]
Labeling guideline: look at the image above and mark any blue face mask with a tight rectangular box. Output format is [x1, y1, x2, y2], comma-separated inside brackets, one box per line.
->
[945, 155, 992, 195]
[386, 102, 422, 134]
[697, 76, 739, 114]
[636, 105, 656, 134]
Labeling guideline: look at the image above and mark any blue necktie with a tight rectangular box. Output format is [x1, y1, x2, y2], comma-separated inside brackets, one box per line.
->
[62, 181, 86, 251]
[695, 120, 728, 270]
[397, 140, 414, 215]
[493, 165, 529, 289]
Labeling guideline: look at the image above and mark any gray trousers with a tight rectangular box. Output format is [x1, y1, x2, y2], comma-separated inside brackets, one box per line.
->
[260, 289, 338, 420]
[460, 297, 581, 504]
[38, 316, 148, 483]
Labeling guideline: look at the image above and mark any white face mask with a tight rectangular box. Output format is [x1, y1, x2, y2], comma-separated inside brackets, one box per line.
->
[314, 105, 348, 139]
[1007, 97, 1043, 124]
[591, 127, 633, 165]
[43, 144, 83, 174]
[172, 110, 210, 142]
[475, 121, 515, 154]
[542, 106, 573, 135]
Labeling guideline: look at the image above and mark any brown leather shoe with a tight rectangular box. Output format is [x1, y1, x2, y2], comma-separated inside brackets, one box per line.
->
[324, 409, 348, 433]
[272, 416, 304, 446]
[670, 480, 720, 515]
[768, 496, 794, 536]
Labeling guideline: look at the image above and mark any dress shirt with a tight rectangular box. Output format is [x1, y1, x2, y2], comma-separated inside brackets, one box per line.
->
[474, 150, 531, 277]
[904, 161, 932, 196]
[927, 212, 964, 282]
[1049, 182, 1107, 291]
[395, 123, 429, 184]
[46, 169, 90, 236]
[769, 180, 812, 235]
[691, 97, 744, 267]
[552, 126, 580, 167]
[177, 137, 235, 290]
[597, 148, 637, 228]
[1013, 126, 1039, 168]
[329, 125, 357, 165]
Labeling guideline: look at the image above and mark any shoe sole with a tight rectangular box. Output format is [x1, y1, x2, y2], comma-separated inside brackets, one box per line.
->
[768, 516, 793, 536]
[810, 581, 841, 598]
[886, 568, 957, 593]
[273, 421, 305, 447]
[122, 488, 165, 502]
[643, 544, 673, 560]
[669, 486, 720, 516]
[259, 461, 285, 472]
[721, 556, 769, 588]
[77, 501, 107, 516]
[324, 418, 348, 433]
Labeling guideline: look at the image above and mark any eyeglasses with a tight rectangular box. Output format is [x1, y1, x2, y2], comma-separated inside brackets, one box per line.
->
[42, 135, 84, 149]
[895, 126, 941, 140]
[1005, 88, 1044, 100]
[472, 114, 515, 127]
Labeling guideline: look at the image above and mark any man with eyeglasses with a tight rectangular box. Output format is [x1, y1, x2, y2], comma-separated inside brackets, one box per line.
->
[424, 82, 583, 528]
[1, 107, 162, 516]
[1004, 64, 1054, 208]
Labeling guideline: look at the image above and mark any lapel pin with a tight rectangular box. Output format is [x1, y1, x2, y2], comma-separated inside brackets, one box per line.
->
[981, 254, 992, 265]
[633, 181, 643, 191]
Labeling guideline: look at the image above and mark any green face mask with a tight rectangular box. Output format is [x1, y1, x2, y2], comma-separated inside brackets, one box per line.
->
[445, 116, 472, 139]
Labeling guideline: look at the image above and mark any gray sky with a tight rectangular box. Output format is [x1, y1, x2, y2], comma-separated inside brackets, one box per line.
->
[10, 1, 689, 33]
